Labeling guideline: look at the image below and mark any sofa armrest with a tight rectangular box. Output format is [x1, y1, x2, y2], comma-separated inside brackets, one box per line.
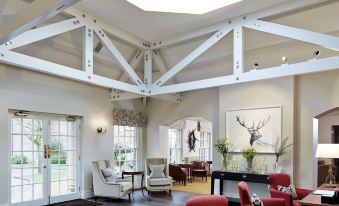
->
[296, 188, 312, 199]
[270, 188, 293, 206]
[261, 198, 285, 206]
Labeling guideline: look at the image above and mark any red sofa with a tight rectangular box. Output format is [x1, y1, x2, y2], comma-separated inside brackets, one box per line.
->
[269, 174, 312, 206]
[238, 181, 285, 206]
[186, 195, 228, 206]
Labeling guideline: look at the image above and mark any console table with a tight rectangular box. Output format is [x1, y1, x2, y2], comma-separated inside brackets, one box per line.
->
[211, 171, 270, 196]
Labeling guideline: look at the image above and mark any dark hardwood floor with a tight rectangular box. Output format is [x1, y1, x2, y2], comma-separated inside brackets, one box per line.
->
[89, 190, 240, 206]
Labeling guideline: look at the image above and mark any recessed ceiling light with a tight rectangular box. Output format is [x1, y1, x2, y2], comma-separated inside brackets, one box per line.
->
[126, 0, 243, 15]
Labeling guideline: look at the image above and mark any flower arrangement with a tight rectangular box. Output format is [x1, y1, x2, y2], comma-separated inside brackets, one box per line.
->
[214, 138, 234, 171]
[273, 136, 293, 162]
[242, 147, 256, 172]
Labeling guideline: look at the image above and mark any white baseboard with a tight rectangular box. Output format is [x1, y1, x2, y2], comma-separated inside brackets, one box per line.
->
[0, 203, 9, 206]
[81, 190, 94, 199]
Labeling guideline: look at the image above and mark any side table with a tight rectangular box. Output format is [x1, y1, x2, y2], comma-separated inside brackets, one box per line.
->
[122, 171, 145, 196]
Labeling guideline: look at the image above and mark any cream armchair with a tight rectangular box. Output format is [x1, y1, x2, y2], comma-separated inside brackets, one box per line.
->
[92, 160, 132, 200]
[145, 158, 172, 194]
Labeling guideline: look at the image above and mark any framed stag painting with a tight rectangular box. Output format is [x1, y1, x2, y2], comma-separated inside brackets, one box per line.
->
[226, 106, 282, 153]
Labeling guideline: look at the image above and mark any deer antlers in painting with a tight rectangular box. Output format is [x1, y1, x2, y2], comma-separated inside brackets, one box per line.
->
[236, 115, 271, 146]
[187, 129, 198, 152]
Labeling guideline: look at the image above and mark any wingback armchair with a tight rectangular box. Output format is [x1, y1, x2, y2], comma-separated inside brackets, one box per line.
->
[269, 174, 312, 206]
[145, 158, 172, 194]
[191, 160, 208, 182]
[169, 164, 187, 185]
[92, 160, 132, 200]
[238, 181, 285, 206]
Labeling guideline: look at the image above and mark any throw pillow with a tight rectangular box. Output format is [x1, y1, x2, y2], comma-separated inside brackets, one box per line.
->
[277, 184, 299, 200]
[101, 168, 117, 183]
[149, 164, 165, 178]
[251, 193, 264, 206]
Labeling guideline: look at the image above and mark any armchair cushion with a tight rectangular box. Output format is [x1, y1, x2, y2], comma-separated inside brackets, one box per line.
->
[119, 181, 133, 192]
[101, 168, 117, 183]
[149, 164, 166, 178]
[251, 193, 263, 206]
[261, 198, 285, 206]
[149, 177, 172, 186]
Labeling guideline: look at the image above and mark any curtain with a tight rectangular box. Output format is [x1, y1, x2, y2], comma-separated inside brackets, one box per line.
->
[112, 108, 146, 127]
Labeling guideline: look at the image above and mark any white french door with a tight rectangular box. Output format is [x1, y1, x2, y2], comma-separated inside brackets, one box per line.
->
[9, 114, 81, 206]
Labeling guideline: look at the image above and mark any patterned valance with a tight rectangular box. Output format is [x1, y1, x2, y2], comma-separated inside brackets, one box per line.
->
[113, 108, 147, 127]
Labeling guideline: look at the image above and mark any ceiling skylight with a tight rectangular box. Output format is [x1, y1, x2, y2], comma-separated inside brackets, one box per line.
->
[126, 0, 243, 15]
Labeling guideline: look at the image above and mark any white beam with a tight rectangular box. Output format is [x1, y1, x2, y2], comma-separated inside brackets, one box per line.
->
[83, 26, 93, 74]
[110, 91, 141, 101]
[119, 50, 144, 82]
[153, 27, 233, 87]
[244, 20, 339, 51]
[1, 18, 85, 50]
[152, 50, 178, 84]
[0, 0, 81, 44]
[150, 57, 339, 95]
[0, 50, 142, 94]
[144, 49, 152, 86]
[233, 26, 244, 74]
[65, 7, 148, 49]
[152, 94, 182, 103]
[94, 28, 145, 86]
[150, 0, 324, 49]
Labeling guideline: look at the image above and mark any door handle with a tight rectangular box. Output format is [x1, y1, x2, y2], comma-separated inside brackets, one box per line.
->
[44, 144, 52, 158]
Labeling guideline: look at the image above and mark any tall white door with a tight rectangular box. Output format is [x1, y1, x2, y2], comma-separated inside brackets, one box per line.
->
[9, 114, 81, 206]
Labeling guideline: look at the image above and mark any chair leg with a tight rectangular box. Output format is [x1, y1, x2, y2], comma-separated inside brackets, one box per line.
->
[169, 189, 172, 195]
[128, 193, 131, 200]
[94, 196, 97, 201]
[206, 176, 207, 182]
[184, 180, 186, 185]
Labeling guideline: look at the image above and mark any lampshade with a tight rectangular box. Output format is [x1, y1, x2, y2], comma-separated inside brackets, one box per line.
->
[316, 144, 339, 158]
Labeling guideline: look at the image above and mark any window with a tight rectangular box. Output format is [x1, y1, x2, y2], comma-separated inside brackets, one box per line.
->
[113, 125, 138, 173]
[199, 132, 211, 161]
[168, 129, 182, 164]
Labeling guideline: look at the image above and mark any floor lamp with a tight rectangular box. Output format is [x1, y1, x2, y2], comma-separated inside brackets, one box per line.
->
[316, 144, 339, 187]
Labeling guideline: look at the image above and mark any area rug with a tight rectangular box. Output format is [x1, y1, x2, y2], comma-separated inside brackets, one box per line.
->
[172, 177, 211, 194]
[50, 199, 103, 206]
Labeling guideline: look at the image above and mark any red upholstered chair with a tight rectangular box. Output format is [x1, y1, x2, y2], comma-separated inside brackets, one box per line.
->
[269, 174, 312, 206]
[238, 181, 285, 206]
[186, 195, 228, 206]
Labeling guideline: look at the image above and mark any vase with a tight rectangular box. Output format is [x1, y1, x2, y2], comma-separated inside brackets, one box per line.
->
[273, 161, 282, 173]
[221, 155, 228, 171]
[246, 159, 253, 173]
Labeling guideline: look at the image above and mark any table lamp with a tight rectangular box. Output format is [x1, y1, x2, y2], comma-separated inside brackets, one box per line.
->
[316, 144, 339, 187]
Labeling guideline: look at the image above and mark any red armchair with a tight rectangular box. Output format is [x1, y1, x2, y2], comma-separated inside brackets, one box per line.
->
[238, 181, 285, 206]
[186, 195, 228, 206]
[269, 174, 312, 206]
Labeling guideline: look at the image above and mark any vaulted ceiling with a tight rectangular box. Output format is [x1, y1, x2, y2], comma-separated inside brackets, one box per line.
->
[0, 0, 338, 99]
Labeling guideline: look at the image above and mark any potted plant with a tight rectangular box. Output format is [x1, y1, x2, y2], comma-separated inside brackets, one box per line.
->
[242, 147, 256, 172]
[214, 138, 234, 171]
[272, 136, 293, 172]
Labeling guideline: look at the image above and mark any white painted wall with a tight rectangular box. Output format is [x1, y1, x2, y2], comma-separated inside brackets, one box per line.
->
[0, 64, 144, 204]
[318, 114, 339, 143]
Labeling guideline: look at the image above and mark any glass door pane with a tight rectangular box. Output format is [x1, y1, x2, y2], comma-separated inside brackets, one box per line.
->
[10, 117, 46, 206]
[49, 120, 78, 203]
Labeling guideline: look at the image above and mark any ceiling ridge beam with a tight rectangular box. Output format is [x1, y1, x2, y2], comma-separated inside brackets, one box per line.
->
[244, 20, 339, 51]
[1, 18, 85, 50]
[65, 7, 148, 49]
[152, 27, 233, 87]
[0, 0, 81, 44]
[150, 0, 327, 49]
[150, 56, 339, 95]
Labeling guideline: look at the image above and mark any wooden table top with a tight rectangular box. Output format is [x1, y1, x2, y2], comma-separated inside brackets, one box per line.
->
[300, 185, 339, 206]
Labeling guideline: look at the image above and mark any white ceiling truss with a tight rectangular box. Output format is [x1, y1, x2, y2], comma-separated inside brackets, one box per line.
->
[0, 0, 339, 102]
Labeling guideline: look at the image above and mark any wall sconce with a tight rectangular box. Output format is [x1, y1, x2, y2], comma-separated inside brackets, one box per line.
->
[97, 127, 107, 134]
